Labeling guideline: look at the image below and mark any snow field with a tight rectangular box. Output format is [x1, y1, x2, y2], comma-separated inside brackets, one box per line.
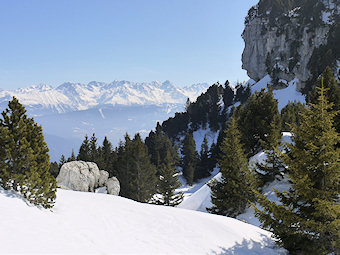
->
[0, 188, 285, 254]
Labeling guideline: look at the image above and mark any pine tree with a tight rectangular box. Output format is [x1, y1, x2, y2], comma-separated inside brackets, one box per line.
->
[78, 134, 90, 161]
[97, 136, 115, 175]
[281, 101, 306, 131]
[208, 115, 253, 217]
[0, 97, 57, 208]
[181, 132, 199, 186]
[255, 81, 340, 254]
[59, 154, 66, 168]
[223, 80, 234, 107]
[49, 161, 59, 178]
[153, 151, 183, 206]
[116, 133, 157, 202]
[70, 149, 76, 161]
[256, 113, 284, 187]
[238, 86, 281, 156]
[89, 133, 98, 162]
[309, 67, 340, 135]
[196, 135, 212, 180]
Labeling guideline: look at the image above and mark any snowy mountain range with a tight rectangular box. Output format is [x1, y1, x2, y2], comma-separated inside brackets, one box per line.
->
[0, 81, 210, 116]
[0, 81, 210, 161]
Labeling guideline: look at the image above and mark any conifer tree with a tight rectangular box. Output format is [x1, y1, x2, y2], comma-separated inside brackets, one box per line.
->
[116, 133, 157, 202]
[281, 101, 306, 131]
[238, 86, 281, 156]
[196, 135, 212, 180]
[309, 67, 340, 134]
[255, 81, 340, 254]
[223, 80, 234, 107]
[89, 133, 98, 162]
[97, 136, 115, 175]
[181, 132, 199, 185]
[59, 154, 66, 168]
[0, 97, 57, 208]
[153, 151, 183, 206]
[70, 149, 76, 161]
[208, 115, 253, 217]
[78, 134, 90, 161]
[256, 114, 284, 186]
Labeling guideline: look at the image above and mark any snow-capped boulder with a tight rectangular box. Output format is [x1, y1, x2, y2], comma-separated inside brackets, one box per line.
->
[56, 161, 102, 192]
[106, 177, 120, 196]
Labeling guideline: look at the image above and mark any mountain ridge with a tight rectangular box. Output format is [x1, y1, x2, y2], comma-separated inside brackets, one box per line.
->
[0, 80, 210, 116]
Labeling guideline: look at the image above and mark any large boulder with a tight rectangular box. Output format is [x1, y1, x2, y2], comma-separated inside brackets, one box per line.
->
[98, 170, 109, 187]
[57, 161, 101, 192]
[106, 177, 120, 196]
[57, 161, 120, 196]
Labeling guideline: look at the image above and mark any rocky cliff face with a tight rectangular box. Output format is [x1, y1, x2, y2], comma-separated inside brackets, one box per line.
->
[242, 0, 340, 90]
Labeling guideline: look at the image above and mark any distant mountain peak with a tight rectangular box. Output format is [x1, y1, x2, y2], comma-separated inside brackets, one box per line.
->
[0, 80, 211, 116]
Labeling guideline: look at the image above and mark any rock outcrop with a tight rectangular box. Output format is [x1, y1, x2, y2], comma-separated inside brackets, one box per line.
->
[56, 161, 120, 195]
[242, 0, 339, 89]
[106, 177, 120, 196]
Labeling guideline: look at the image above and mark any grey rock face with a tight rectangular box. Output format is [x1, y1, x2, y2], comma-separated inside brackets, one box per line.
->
[106, 177, 120, 196]
[56, 161, 120, 196]
[241, 2, 337, 89]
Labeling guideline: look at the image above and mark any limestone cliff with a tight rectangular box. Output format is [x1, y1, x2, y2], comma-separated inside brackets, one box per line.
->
[242, 0, 340, 91]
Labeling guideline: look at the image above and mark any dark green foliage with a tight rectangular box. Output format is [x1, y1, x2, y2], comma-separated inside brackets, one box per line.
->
[238, 86, 281, 156]
[256, 114, 285, 187]
[195, 135, 213, 181]
[161, 82, 227, 140]
[255, 83, 340, 254]
[89, 133, 98, 162]
[281, 101, 307, 131]
[235, 83, 251, 104]
[49, 161, 60, 178]
[208, 116, 254, 217]
[70, 150, 76, 161]
[153, 151, 183, 206]
[181, 132, 199, 186]
[78, 134, 90, 161]
[161, 112, 190, 140]
[59, 154, 66, 168]
[186, 83, 224, 131]
[115, 133, 157, 202]
[145, 122, 178, 168]
[223, 80, 234, 108]
[0, 97, 57, 208]
[97, 136, 117, 177]
[309, 67, 340, 135]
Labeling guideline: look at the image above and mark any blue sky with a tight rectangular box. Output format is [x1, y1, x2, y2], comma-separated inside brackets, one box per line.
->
[0, 0, 258, 89]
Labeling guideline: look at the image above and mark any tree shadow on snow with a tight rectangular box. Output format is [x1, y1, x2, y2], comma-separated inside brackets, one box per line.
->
[0, 187, 34, 207]
[211, 235, 287, 255]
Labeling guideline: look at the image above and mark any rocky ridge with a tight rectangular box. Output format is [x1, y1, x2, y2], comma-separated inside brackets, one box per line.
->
[242, 0, 340, 90]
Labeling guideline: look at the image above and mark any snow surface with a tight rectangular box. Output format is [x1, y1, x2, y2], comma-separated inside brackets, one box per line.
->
[251, 75, 305, 111]
[0, 188, 286, 254]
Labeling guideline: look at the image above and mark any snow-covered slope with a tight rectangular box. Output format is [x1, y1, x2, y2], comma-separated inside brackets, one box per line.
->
[0, 188, 286, 254]
[249, 75, 306, 110]
[178, 133, 293, 229]
[0, 81, 210, 116]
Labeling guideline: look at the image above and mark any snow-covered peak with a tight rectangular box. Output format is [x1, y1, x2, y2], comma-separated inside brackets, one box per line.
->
[0, 80, 210, 116]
